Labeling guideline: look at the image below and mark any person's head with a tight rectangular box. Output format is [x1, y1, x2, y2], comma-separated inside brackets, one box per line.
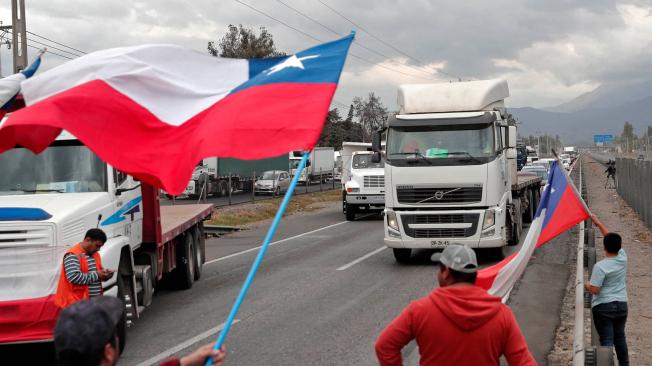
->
[55, 297, 126, 366]
[603, 232, 622, 255]
[81, 228, 107, 255]
[435, 244, 478, 287]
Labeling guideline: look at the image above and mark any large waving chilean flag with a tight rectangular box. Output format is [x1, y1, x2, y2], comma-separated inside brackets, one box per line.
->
[0, 34, 354, 194]
[477, 161, 590, 297]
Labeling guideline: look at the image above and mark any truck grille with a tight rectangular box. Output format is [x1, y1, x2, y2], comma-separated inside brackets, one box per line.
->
[364, 175, 384, 188]
[400, 213, 479, 238]
[0, 224, 55, 248]
[396, 186, 482, 204]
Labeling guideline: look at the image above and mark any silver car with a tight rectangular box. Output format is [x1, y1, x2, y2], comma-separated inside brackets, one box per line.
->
[254, 170, 291, 196]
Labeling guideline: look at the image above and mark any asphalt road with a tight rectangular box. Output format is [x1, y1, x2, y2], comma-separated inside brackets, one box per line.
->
[162, 181, 340, 207]
[2, 203, 576, 365]
[119, 205, 531, 366]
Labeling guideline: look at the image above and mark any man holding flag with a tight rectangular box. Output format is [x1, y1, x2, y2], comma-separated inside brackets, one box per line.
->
[376, 160, 593, 365]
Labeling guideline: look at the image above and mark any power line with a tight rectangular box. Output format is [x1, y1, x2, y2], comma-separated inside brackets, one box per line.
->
[27, 31, 87, 54]
[5, 30, 83, 58]
[234, 0, 435, 81]
[315, 0, 461, 80]
[25, 42, 74, 60]
[273, 0, 438, 80]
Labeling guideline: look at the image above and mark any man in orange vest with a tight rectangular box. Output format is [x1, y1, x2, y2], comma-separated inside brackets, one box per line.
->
[55, 228, 115, 309]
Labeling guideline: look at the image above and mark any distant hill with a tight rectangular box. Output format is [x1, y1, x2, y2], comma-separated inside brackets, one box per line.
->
[510, 80, 652, 144]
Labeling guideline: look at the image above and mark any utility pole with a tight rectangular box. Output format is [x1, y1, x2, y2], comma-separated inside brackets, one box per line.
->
[11, 0, 27, 73]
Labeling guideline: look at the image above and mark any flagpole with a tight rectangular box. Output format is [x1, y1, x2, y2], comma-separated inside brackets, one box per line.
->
[205, 152, 310, 365]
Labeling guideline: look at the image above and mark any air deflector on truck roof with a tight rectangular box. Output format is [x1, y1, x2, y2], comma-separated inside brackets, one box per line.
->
[387, 111, 496, 128]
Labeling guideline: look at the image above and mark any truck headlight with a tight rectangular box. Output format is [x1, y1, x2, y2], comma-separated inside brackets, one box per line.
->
[386, 210, 399, 231]
[346, 187, 359, 193]
[482, 208, 495, 229]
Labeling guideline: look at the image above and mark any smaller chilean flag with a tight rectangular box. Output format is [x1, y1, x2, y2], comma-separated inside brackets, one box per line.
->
[0, 54, 42, 119]
[0, 34, 354, 194]
[476, 161, 589, 297]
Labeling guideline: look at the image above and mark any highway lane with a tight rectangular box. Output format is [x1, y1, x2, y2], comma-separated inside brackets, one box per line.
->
[161, 181, 340, 207]
[121, 205, 527, 365]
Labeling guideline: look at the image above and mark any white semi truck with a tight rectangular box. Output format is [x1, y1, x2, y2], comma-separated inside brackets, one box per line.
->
[0, 129, 212, 344]
[372, 79, 541, 263]
[289, 147, 335, 184]
[340, 142, 385, 220]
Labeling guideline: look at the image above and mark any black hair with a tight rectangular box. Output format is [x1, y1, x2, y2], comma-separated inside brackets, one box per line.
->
[603, 233, 622, 254]
[440, 264, 477, 284]
[84, 228, 107, 243]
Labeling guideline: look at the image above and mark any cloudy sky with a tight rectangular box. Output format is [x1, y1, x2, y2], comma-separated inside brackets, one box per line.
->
[1, 0, 651, 111]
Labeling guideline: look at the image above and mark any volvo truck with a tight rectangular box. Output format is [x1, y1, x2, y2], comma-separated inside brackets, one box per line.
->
[340, 142, 385, 220]
[0, 129, 212, 344]
[372, 79, 541, 263]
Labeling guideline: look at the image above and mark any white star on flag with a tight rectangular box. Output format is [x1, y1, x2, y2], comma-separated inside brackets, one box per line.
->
[267, 54, 320, 75]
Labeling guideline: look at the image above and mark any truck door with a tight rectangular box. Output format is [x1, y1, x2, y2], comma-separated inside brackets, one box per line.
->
[111, 168, 143, 245]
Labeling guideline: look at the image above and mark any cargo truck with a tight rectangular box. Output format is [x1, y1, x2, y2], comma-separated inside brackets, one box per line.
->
[372, 79, 541, 263]
[182, 155, 290, 199]
[341, 142, 385, 220]
[290, 147, 335, 184]
[0, 129, 213, 344]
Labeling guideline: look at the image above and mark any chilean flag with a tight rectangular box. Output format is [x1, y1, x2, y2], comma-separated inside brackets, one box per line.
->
[0, 55, 42, 119]
[0, 34, 354, 194]
[477, 161, 589, 297]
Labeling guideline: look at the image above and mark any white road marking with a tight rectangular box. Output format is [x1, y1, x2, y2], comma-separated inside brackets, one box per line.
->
[134, 319, 240, 366]
[205, 221, 348, 265]
[336, 246, 387, 271]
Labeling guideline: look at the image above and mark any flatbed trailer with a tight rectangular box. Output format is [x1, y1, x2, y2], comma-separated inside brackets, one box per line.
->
[507, 172, 543, 245]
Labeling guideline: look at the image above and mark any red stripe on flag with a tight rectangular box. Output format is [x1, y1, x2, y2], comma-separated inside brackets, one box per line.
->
[476, 252, 517, 290]
[0, 80, 336, 194]
[536, 186, 589, 248]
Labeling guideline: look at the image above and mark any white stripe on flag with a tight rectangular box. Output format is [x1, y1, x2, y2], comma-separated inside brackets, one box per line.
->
[0, 73, 25, 107]
[21, 45, 250, 125]
[488, 208, 546, 299]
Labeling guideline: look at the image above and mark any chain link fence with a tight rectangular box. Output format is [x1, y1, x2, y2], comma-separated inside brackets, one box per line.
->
[615, 158, 652, 230]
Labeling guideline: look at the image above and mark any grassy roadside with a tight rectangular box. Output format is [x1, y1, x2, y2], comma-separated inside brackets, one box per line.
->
[207, 189, 341, 227]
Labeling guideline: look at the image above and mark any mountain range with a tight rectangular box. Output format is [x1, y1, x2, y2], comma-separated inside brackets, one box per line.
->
[509, 80, 652, 144]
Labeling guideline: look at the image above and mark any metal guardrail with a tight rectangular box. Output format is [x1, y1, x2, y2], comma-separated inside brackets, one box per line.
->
[572, 161, 586, 366]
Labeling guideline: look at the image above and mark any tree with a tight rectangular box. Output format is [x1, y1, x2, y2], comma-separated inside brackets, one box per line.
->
[352, 93, 388, 141]
[621, 121, 636, 152]
[208, 24, 286, 58]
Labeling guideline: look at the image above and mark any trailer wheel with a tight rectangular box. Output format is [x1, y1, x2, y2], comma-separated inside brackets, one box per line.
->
[345, 204, 357, 221]
[175, 233, 195, 289]
[523, 189, 535, 223]
[193, 226, 203, 281]
[506, 214, 518, 246]
[218, 181, 229, 197]
[393, 248, 412, 263]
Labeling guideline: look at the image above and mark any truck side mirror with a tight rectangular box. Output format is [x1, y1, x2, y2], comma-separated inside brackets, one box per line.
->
[372, 131, 382, 152]
[371, 151, 381, 163]
[507, 126, 517, 148]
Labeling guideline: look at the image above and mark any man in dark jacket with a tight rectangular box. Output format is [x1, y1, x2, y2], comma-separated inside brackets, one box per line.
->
[375, 244, 536, 366]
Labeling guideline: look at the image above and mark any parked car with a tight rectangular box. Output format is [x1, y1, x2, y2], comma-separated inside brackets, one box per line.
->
[521, 165, 549, 186]
[254, 170, 291, 195]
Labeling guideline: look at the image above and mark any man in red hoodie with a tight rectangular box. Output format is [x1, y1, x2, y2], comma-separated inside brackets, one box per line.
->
[375, 244, 536, 365]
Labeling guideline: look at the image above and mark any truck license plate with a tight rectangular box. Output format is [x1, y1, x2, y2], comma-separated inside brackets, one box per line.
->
[430, 240, 450, 248]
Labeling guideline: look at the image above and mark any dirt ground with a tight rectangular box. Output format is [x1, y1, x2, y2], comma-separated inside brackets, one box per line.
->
[548, 156, 652, 365]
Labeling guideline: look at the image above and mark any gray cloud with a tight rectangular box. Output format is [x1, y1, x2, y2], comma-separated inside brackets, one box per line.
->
[1, 0, 651, 110]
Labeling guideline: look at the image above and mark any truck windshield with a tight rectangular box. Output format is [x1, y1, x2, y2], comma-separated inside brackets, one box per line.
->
[289, 159, 301, 169]
[386, 124, 495, 166]
[0, 144, 108, 195]
[352, 154, 384, 169]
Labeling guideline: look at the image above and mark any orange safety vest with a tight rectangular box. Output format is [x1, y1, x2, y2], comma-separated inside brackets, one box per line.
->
[54, 243, 103, 309]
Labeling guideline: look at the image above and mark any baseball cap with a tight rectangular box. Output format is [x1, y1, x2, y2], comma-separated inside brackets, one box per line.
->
[54, 296, 126, 359]
[435, 244, 478, 273]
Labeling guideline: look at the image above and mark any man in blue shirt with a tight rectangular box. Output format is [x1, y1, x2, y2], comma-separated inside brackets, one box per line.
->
[585, 230, 628, 365]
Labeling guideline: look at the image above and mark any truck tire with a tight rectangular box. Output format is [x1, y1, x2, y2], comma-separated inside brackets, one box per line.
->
[345, 204, 357, 221]
[193, 226, 204, 281]
[198, 174, 208, 200]
[393, 248, 412, 263]
[218, 181, 229, 197]
[506, 214, 518, 246]
[523, 189, 534, 223]
[175, 233, 196, 290]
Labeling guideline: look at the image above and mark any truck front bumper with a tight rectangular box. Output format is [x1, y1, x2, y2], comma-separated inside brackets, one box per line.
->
[384, 208, 505, 249]
[346, 194, 384, 206]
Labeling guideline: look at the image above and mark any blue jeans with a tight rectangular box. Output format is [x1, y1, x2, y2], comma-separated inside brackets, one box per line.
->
[592, 301, 628, 365]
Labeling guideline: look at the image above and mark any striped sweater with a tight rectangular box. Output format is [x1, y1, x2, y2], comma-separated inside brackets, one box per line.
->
[63, 253, 102, 297]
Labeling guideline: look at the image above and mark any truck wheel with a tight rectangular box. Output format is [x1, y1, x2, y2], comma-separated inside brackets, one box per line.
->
[506, 214, 518, 246]
[393, 248, 412, 263]
[198, 174, 208, 200]
[215, 181, 225, 197]
[193, 226, 203, 281]
[175, 233, 196, 289]
[345, 204, 357, 221]
[523, 190, 534, 223]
